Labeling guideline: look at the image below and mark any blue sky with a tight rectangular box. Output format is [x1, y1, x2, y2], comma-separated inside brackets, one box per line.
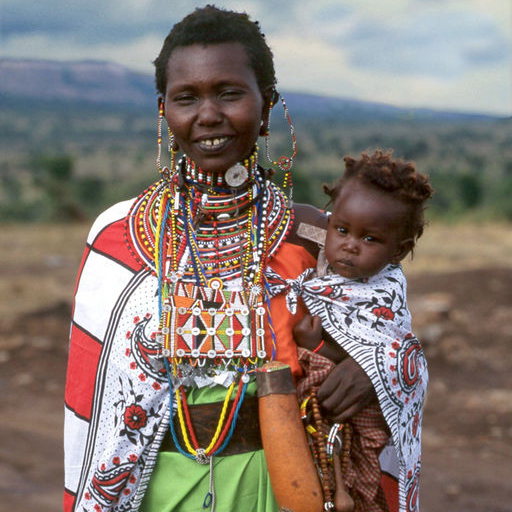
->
[1, 0, 510, 116]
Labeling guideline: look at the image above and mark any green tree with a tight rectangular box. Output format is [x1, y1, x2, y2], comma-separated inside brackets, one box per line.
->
[458, 173, 483, 209]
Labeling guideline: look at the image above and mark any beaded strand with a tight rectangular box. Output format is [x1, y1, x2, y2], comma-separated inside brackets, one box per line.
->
[303, 390, 354, 512]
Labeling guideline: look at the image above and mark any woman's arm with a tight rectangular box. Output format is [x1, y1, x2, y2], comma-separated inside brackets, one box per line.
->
[288, 203, 328, 258]
[293, 314, 378, 422]
[317, 358, 378, 423]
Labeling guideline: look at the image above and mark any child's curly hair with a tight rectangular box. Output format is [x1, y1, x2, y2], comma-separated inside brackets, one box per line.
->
[324, 150, 434, 241]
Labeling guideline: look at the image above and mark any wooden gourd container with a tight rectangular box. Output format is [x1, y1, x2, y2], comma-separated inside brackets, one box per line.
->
[257, 361, 324, 512]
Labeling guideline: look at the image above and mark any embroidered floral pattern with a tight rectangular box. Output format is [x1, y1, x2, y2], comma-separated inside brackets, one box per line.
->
[123, 405, 148, 430]
[372, 306, 395, 320]
[113, 373, 163, 446]
[267, 263, 427, 512]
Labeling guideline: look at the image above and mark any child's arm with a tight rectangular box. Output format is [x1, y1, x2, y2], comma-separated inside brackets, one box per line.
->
[293, 314, 348, 364]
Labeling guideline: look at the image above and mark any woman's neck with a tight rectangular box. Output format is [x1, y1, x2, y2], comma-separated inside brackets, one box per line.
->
[181, 147, 259, 191]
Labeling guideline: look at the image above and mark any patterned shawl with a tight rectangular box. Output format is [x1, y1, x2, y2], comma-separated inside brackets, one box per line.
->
[266, 264, 428, 512]
[64, 179, 303, 512]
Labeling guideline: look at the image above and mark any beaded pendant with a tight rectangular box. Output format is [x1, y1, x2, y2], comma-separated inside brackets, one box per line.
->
[125, 157, 294, 462]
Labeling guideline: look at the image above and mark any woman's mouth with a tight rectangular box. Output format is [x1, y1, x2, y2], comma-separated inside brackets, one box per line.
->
[197, 136, 231, 151]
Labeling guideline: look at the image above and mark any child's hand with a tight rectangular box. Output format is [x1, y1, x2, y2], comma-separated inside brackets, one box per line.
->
[317, 357, 377, 423]
[293, 314, 323, 351]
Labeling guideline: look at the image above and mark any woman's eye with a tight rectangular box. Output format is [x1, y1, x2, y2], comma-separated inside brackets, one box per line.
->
[173, 94, 196, 104]
[219, 89, 243, 100]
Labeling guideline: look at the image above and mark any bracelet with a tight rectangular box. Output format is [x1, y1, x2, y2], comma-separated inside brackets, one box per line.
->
[312, 339, 325, 353]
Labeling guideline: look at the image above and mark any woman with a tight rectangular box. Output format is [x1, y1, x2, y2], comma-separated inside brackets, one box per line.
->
[64, 6, 381, 512]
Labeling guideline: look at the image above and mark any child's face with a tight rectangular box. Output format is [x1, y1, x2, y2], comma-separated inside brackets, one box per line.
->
[163, 42, 268, 174]
[324, 179, 412, 279]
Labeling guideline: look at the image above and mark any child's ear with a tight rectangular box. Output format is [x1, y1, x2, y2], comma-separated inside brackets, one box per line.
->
[391, 238, 415, 264]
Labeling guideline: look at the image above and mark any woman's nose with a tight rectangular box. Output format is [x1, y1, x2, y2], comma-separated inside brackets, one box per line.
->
[197, 98, 222, 125]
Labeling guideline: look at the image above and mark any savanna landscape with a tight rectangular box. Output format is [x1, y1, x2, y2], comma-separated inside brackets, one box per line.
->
[1, 59, 512, 512]
[1, 222, 511, 512]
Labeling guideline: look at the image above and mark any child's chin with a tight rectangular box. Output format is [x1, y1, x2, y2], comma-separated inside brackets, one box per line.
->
[333, 263, 362, 280]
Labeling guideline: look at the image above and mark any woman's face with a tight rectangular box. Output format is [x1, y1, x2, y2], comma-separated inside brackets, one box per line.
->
[163, 42, 268, 174]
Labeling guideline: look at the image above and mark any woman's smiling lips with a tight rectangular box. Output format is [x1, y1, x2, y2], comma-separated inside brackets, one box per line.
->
[196, 135, 232, 152]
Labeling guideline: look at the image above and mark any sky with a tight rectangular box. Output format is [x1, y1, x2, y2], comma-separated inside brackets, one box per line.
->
[1, 0, 511, 116]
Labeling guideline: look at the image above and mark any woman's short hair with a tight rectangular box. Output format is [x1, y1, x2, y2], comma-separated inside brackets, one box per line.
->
[154, 5, 276, 97]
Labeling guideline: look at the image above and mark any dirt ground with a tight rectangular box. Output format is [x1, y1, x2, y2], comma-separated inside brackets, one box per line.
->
[0, 224, 511, 512]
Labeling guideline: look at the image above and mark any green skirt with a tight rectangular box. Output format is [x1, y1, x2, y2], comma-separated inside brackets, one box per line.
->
[140, 383, 279, 512]
[140, 450, 278, 512]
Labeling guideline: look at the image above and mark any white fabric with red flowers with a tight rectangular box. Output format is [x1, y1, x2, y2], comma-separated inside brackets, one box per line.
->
[266, 263, 428, 512]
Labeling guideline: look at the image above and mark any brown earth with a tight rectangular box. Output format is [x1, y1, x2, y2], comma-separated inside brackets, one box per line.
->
[0, 224, 511, 512]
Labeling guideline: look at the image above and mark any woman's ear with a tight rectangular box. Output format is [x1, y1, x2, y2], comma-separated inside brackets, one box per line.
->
[260, 86, 278, 136]
[392, 238, 415, 264]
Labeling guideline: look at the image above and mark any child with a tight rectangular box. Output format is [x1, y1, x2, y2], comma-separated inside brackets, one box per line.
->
[268, 150, 433, 512]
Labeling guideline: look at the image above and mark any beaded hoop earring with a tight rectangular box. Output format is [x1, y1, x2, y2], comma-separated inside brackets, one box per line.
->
[264, 94, 297, 207]
[168, 127, 178, 174]
[156, 97, 178, 180]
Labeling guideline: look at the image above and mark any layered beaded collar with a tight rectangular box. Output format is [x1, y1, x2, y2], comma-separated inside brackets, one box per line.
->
[126, 156, 293, 286]
[125, 155, 294, 467]
[183, 149, 258, 190]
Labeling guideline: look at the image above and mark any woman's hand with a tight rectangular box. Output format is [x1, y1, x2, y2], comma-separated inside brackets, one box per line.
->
[317, 357, 377, 423]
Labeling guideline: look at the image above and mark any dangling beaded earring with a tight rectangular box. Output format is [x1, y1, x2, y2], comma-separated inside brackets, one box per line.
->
[264, 93, 297, 207]
[156, 97, 178, 181]
[156, 97, 168, 179]
[168, 127, 178, 175]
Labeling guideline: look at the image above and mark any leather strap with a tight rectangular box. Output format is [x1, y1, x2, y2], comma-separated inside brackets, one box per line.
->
[160, 395, 262, 456]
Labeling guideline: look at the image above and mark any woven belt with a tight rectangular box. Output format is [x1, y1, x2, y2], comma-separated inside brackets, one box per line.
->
[160, 395, 262, 456]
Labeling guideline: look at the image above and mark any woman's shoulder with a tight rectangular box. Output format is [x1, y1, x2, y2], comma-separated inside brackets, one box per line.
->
[287, 203, 328, 258]
[293, 203, 328, 228]
[86, 198, 135, 245]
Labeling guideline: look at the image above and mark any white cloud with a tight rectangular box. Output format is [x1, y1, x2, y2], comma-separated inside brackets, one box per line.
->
[1, 0, 511, 115]
[269, 35, 359, 98]
[1, 32, 163, 73]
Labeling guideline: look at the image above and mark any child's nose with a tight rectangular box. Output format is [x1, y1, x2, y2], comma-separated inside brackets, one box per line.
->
[342, 237, 359, 254]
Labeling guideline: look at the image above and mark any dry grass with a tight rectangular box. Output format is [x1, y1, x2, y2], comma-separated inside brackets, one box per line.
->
[0, 223, 89, 319]
[402, 222, 512, 275]
[1, 221, 511, 319]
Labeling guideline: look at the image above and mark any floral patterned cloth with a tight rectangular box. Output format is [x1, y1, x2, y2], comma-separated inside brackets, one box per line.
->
[266, 263, 428, 512]
[63, 196, 316, 512]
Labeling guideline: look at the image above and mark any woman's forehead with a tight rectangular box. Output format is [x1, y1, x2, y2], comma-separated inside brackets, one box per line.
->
[165, 43, 253, 81]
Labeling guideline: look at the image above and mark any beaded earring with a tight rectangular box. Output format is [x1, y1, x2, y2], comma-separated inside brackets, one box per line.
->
[168, 127, 178, 175]
[263, 94, 297, 207]
[156, 97, 178, 181]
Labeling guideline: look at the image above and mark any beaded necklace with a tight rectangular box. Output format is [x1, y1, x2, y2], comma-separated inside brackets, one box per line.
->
[126, 152, 293, 464]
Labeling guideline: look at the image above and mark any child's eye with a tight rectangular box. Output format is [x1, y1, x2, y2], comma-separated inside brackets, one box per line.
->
[336, 226, 348, 235]
[363, 235, 378, 242]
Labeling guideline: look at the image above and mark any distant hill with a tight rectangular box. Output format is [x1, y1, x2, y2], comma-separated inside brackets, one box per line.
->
[0, 58, 500, 122]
